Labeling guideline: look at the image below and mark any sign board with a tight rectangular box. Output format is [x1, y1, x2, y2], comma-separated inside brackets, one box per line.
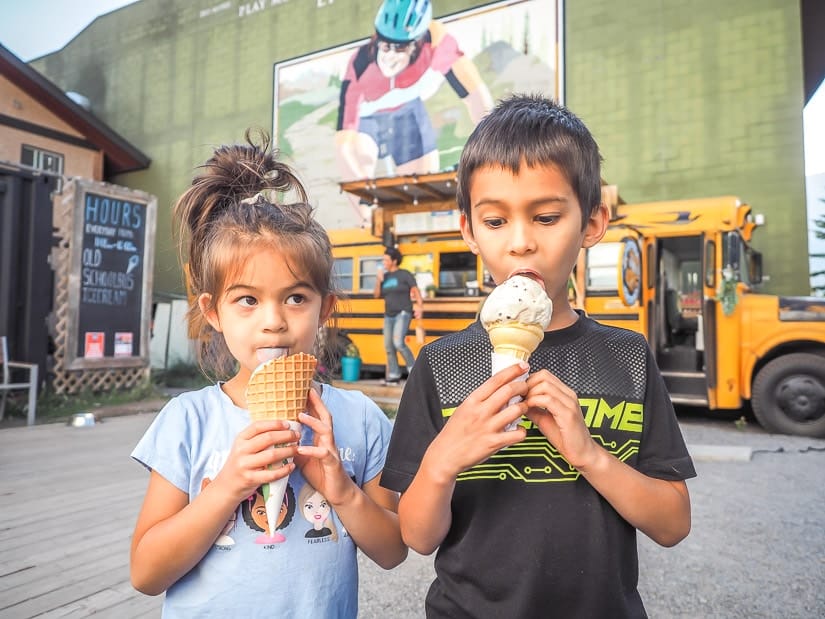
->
[395, 210, 461, 235]
[64, 179, 157, 370]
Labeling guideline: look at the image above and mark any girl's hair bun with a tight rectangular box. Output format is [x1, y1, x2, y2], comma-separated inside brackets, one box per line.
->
[174, 129, 309, 269]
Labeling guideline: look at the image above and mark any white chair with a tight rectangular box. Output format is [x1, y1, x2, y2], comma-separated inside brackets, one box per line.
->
[0, 336, 38, 426]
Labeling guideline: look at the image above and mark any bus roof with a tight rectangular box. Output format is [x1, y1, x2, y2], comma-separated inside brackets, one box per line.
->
[327, 227, 382, 246]
[612, 195, 751, 235]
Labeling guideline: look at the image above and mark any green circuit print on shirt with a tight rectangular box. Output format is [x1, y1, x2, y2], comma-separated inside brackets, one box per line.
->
[446, 397, 643, 483]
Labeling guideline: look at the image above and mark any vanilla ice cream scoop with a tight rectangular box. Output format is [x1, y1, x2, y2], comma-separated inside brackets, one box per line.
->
[480, 275, 553, 332]
[481, 276, 553, 432]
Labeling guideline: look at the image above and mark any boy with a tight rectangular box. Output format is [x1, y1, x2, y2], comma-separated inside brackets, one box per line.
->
[380, 94, 696, 618]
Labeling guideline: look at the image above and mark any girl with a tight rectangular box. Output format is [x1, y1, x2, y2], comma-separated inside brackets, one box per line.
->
[130, 130, 406, 617]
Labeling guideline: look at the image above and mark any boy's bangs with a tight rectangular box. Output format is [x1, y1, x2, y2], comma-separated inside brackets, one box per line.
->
[472, 125, 575, 175]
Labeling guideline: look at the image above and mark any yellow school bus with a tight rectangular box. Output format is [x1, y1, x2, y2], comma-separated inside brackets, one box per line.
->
[578, 195, 825, 438]
[328, 173, 825, 437]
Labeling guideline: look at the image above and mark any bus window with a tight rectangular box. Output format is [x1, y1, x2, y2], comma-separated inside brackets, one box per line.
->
[359, 256, 383, 292]
[587, 242, 621, 291]
[439, 252, 477, 296]
[704, 240, 716, 287]
[333, 258, 354, 292]
[680, 261, 701, 315]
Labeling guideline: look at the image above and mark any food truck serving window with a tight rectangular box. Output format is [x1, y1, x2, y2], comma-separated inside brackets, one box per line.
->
[438, 252, 477, 295]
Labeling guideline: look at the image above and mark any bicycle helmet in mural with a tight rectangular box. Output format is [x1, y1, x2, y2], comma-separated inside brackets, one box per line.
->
[374, 0, 432, 43]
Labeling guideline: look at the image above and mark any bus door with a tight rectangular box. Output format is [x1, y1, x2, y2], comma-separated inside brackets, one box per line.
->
[654, 235, 707, 405]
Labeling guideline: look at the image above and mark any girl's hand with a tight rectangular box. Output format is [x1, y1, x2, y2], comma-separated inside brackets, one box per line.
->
[294, 389, 355, 506]
[523, 369, 599, 470]
[212, 421, 300, 504]
[426, 362, 529, 481]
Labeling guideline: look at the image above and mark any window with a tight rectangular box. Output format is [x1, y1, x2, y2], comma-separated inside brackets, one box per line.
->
[586, 242, 621, 291]
[332, 258, 353, 291]
[359, 256, 383, 291]
[438, 251, 476, 294]
[722, 232, 755, 284]
[704, 240, 716, 287]
[21, 145, 64, 191]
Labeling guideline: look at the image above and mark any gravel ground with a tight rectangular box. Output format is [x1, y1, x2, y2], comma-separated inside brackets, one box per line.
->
[638, 411, 825, 619]
[357, 411, 825, 618]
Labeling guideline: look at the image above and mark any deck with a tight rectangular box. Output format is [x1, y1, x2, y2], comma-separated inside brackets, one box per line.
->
[0, 414, 163, 617]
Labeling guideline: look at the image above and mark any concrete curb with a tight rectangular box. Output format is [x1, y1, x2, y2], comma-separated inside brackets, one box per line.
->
[688, 444, 753, 462]
[7, 382, 759, 466]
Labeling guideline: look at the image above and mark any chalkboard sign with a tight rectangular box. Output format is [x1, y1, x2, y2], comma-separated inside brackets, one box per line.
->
[65, 180, 156, 369]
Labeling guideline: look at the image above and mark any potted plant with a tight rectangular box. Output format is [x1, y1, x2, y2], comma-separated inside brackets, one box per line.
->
[425, 284, 438, 299]
[340, 341, 361, 382]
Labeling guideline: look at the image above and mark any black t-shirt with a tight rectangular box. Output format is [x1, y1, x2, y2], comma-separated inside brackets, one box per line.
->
[381, 269, 417, 316]
[381, 314, 696, 619]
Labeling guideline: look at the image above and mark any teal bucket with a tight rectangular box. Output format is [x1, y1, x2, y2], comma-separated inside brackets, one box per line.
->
[340, 356, 361, 382]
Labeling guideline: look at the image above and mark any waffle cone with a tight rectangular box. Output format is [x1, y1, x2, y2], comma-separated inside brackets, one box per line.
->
[488, 323, 544, 360]
[246, 352, 317, 422]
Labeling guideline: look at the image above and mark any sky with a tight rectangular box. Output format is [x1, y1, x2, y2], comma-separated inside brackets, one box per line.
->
[0, 0, 822, 173]
[0, 0, 140, 61]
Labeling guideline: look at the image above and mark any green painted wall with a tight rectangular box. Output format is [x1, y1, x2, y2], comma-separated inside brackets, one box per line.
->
[566, 0, 806, 295]
[32, 0, 807, 295]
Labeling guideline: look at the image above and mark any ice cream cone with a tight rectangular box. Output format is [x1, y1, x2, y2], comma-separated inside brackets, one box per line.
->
[487, 323, 545, 361]
[480, 275, 553, 433]
[245, 352, 317, 540]
[246, 352, 317, 422]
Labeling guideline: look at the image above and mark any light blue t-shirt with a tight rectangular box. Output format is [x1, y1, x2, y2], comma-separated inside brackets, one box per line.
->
[132, 383, 393, 618]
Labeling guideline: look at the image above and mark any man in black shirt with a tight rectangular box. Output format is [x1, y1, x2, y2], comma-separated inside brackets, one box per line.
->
[374, 246, 423, 385]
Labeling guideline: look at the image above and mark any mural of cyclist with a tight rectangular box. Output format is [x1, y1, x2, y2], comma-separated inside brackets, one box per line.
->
[335, 0, 493, 220]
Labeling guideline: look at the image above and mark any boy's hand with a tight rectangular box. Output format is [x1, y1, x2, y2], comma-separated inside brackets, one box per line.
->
[295, 389, 356, 506]
[426, 362, 529, 481]
[523, 369, 599, 470]
[213, 421, 299, 503]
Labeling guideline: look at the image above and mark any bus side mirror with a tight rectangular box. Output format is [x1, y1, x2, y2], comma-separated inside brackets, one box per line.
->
[749, 252, 763, 285]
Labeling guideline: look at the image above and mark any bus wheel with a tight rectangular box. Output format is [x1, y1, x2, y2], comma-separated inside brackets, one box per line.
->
[752, 353, 825, 438]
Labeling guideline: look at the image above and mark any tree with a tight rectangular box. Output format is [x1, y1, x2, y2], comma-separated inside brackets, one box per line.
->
[810, 197, 825, 295]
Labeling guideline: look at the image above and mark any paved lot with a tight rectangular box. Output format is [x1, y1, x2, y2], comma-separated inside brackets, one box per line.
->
[1, 405, 823, 618]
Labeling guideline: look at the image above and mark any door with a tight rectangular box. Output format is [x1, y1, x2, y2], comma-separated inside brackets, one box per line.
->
[654, 235, 708, 405]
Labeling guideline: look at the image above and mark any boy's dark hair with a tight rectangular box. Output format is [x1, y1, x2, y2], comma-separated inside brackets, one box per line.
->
[457, 93, 603, 228]
[384, 246, 402, 264]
